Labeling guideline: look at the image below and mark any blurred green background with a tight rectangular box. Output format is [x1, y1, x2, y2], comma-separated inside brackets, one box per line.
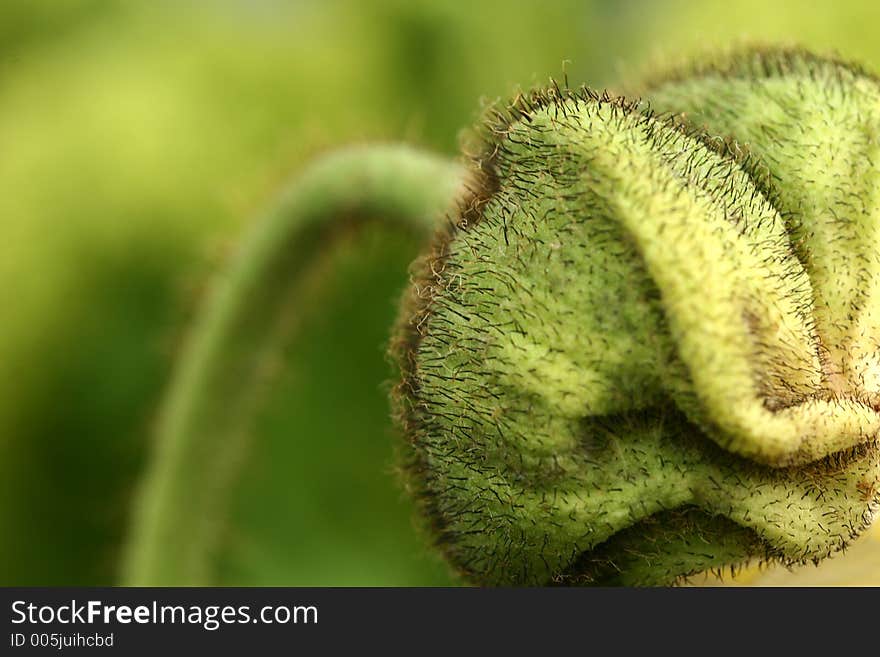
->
[3, 0, 880, 586]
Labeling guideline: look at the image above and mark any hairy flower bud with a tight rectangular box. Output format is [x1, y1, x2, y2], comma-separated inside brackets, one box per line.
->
[392, 49, 880, 585]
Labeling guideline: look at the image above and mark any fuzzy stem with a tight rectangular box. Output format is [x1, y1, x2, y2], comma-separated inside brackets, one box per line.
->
[122, 144, 464, 585]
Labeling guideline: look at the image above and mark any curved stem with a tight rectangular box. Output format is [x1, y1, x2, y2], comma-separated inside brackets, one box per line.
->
[122, 144, 464, 585]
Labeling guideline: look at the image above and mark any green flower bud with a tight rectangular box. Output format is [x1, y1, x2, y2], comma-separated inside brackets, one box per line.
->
[392, 48, 880, 586]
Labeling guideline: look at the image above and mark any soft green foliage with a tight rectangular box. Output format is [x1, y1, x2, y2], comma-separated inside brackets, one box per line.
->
[392, 50, 880, 585]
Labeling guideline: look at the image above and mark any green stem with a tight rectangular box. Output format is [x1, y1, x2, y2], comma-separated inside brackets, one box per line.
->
[122, 144, 464, 585]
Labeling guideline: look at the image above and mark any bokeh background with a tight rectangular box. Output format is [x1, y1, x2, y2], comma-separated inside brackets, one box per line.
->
[2, 0, 879, 586]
